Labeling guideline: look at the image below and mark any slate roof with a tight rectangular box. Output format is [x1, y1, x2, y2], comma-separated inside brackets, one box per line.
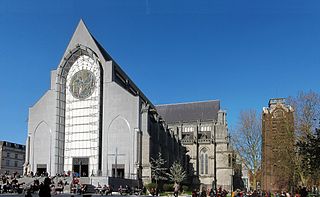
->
[156, 100, 220, 124]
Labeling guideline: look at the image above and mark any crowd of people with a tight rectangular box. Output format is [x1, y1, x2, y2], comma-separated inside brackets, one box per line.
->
[0, 171, 71, 196]
[187, 186, 314, 197]
[70, 177, 87, 194]
[0, 173, 25, 194]
[226, 187, 310, 197]
[23, 176, 68, 197]
[190, 186, 228, 197]
[1, 170, 318, 197]
[95, 183, 114, 195]
[95, 184, 143, 195]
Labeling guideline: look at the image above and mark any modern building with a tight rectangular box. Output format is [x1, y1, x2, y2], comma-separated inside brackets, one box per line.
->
[0, 141, 26, 175]
[24, 20, 186, 184]
[156, 101, 234, 190]
[261, 98, 295, 192]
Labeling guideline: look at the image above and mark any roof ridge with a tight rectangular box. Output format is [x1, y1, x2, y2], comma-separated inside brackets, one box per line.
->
[156, 99, 220, 107]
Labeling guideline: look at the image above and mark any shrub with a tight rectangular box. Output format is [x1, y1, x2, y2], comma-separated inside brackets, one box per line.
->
[182, 185, 189, 192]
[163, 183, 174, 192]
[145, 182, 157, 191]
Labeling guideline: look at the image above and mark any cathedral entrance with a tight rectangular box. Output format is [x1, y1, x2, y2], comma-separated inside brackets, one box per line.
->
[112, 164, 125, 178]
[36, 164, 47, 176]
[72, 158, 89, 177]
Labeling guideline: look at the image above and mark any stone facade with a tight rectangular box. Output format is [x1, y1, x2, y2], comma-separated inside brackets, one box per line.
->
[261, 98, 295, 192]
[156, 101, 233, 190]
[0, 141, 26, 175]
[24, 20, 185, 184]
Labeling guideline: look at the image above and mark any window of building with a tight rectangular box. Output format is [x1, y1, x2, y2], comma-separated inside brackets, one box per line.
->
[15, 154, 18, 159]
[200, 126, 211, 131]
[6, 152, 10, 158]
[14, 161, 18, 167]
[273, 109, 284, 119]
[200, 149, 208, 174]
[205, 153, 208, 174]
[6, 160, 10, 166]
[200, 154, 204, 174]
[184, 127, 194, 132]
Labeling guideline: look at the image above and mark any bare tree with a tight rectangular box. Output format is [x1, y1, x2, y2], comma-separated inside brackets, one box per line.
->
[232, 109, 262, 190]
[287, 91, 320, 137]
[287, 91, 320, 186]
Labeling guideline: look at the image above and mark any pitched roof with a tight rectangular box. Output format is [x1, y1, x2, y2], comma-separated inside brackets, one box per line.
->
[156, 100, 220, 124]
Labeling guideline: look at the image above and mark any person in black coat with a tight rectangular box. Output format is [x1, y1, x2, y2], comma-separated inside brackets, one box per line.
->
[300, 187, 308, 197]
[39, 177, 51, 197]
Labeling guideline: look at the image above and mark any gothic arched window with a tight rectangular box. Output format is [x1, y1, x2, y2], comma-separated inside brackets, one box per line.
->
[200, 148, 208, 175]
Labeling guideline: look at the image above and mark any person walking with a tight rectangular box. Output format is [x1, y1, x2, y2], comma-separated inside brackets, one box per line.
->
[174, 182, 180, 197]
[201, 187, 207, 197]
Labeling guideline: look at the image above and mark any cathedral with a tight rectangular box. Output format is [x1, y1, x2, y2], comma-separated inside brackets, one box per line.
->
[24, 20, 184, 183]
[25, 20, 233, 189]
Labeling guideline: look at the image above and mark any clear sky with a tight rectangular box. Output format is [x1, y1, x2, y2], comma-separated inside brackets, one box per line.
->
[1, 0, 320, 144]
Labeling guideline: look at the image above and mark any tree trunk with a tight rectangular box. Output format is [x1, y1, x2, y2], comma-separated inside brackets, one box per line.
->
[252, 175, 257, 190]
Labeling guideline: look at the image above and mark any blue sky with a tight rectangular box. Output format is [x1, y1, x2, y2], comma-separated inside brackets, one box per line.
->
[1, 0, 320, 144]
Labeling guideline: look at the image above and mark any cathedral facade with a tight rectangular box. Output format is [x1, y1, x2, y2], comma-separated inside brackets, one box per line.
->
[24, 20, 185, 183]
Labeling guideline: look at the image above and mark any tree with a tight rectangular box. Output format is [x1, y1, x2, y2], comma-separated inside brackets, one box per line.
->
[287, 91, 320, 137]
[150, 152, 167, 187]
[287, 91, 320, 186]
[232, 109, 262, 190]
[167, 161, 187, 184]
[297, 128, 320, 185]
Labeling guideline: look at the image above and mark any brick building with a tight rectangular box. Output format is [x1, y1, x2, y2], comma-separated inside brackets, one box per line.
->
[261, 98, 295, 192]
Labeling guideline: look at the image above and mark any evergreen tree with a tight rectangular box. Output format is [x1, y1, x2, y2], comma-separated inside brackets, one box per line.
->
[150, 152, 167, 187]
[297, 127, 320, 182]
[168, 161, 187, 184]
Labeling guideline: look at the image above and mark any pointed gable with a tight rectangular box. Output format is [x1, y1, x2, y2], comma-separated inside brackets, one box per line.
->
[58, 19, 112, 69]
[56, 20, 157, 111]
